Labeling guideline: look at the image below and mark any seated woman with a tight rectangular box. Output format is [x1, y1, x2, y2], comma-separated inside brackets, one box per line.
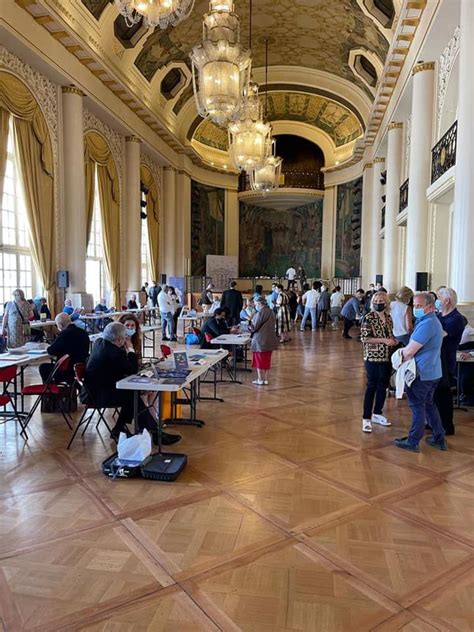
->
[127, 294, 139, 310]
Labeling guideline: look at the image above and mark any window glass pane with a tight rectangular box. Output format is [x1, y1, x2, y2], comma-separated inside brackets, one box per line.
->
[86, 169, 109, 305]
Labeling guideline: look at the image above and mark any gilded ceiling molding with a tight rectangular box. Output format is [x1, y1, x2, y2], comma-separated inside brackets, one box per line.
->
[373, 157, 385, 163]
[388, 121, 403, 130]
[61, 85, 85, 97]
[437, 26, 460, 134]
[83, 108, 124, 188]
[163, 165, 177, 172]
[364, 162, 374, 169]
[125, 136, 141, 143]
[412, 61, 435, 74]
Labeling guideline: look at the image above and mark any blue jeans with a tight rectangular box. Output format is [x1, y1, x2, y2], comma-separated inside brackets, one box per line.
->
[301, 307, 317, 330]
[161, 311, 175, 338]
[406, 377, 445, 446]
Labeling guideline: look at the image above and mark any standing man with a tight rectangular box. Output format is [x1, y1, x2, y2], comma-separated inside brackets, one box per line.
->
[285, 264, 297, 290]
[300, 281, 319, 331]
[394, 292, 447, 452]
[158, 285, 176, 341]
[318, 285, 331, 329]
[149, 281, 160, 308]
[341, 289, 365, 339]
[220, 280, 243, 326]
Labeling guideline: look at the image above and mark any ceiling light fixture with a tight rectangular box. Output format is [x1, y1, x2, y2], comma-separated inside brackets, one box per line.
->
[190, 0, 251, 125]
[114, 0, 194, 29]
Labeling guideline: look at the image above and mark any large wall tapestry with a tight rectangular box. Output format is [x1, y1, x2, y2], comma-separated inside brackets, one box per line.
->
[335, 177, 363, 277]
[239, 200, 323, 278]
[191, 180, 225, 275]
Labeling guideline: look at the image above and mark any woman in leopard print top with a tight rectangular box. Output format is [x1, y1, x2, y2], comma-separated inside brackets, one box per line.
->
[360, 292, 398, 433]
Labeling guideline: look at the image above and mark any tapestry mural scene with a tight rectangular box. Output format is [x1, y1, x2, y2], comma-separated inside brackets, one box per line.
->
[239, 200, 323, 278]
[335, 176, 363, 277]
[191, 180, 225, 275]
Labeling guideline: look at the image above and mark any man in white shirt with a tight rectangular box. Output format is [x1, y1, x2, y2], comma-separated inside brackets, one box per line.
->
[285, 265, 297, 290]
[330, 285, 344, 328]
[300, 281, 320, 331]
[158, 285, 176, 341]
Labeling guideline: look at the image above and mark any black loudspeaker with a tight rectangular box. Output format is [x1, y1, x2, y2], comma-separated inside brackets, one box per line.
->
[160, 274, 167, 286]
[57, 270, 69, 289]
[416, 272, 429, 292]
[375, 274, 383, 285]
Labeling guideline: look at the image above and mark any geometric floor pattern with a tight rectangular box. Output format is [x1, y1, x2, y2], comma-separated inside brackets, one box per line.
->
[0, 329, 473, 630]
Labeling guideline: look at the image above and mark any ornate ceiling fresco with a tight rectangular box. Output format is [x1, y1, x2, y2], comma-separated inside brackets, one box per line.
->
[192, 91, 364, 151]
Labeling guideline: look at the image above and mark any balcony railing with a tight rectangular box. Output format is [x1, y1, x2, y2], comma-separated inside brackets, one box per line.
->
[238, 170, 324, 192]
[431, 120, 457, 184]
[380, 205, 385, 230]
[399, 178, 409, 213]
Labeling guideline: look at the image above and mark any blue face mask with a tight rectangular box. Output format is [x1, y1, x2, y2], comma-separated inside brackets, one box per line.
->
[413, 307, 426, 319]
[125, 327, 136, 337]
[435, 299, 443, 311]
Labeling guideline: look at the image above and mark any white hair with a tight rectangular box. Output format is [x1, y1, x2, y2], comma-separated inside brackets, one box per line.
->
[438, 287, 458, 307]
[102, 322, 126, 342]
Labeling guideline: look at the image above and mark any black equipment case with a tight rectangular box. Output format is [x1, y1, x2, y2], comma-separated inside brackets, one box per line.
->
[140, 453, 187, 482]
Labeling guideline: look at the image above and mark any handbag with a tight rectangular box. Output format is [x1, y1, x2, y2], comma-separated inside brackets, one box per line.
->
[13, 301, 31, 338]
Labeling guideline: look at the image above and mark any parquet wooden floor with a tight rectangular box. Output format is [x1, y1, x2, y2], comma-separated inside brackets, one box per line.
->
[0, 328, 473, 630]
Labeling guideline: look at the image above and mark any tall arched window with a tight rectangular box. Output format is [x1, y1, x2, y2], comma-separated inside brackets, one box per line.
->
[86, 169, 108, 305]
[0, 118, 41, 304]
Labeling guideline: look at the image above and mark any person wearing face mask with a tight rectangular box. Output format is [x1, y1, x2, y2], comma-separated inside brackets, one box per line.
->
[360, 292, 397, 433]
[118, 313, 142, 363]
[199, 308, 236, 348]
[393, 292, 446, 452]
[248, 297, 278, 385]
[433, 287, 466, 435]
[341, 289, 366, 339]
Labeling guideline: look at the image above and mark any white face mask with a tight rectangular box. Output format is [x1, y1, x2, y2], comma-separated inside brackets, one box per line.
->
[125, 327, 136, 337]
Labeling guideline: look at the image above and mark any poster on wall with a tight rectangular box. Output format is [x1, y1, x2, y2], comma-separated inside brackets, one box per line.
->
[335, 177, 362, 277]
[206, 255, 238, 291]
[191, 180, 225, 276]
[239, 200, 323, 278]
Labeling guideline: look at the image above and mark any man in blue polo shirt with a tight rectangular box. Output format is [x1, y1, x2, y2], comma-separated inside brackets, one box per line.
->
[394, 292, 447, 452]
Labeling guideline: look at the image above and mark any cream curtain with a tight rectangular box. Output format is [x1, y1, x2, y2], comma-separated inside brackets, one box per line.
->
[0, 71, 56, 313]
[140, 164, 160, 283]
[84, 131, 121, 307]
[84, 155, 95, 243]
[0, 108, 10, 204]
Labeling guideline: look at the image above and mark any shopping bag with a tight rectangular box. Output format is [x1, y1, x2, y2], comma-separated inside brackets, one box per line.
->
[117, 429, 152, 463]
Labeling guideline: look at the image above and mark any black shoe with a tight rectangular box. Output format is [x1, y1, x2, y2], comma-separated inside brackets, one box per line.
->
[445, 429, 455, 436]
[162, 337, 170, 341]
[425, 436, 448, 451]
[170, 337, 178, 342]
[110, 425, 132, 442]
[152, 430, 181, 446]
[394, 437, 420, 452]
[343, 334, 352, 339]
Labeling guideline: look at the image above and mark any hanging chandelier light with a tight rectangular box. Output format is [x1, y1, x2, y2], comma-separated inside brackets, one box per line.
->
[190, 0, 251, 125]
[228, 81, 272, 171]
[114, 0, 194, 29]
[249, 38, 283, 192]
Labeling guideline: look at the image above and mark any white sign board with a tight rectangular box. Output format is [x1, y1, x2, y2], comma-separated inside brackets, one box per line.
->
[206, 255, 238, 291]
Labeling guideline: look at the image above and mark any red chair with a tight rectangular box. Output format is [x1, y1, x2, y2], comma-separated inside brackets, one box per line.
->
[67, 363, 112, 449]
[22, 355, 73, 432]
[192, 327, 201, 336]
[205, 333, 213, 344]
[0, 364, 27, 439]
[160, 344, 172, 358]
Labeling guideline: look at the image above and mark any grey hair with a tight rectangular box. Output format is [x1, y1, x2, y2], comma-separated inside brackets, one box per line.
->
[416, 292, 436, 306]
[438, 287, 458, 306]
[254, 297, 266, 306]
[102, 321, 126, 342]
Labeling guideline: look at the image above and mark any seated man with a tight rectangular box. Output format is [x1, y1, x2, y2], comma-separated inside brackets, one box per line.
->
[63, 298, 82, 322]
[39, 313, 90, 384]
[127, 294, 139, 310]
[82, 322, 180, 445]
[200, 308, 235, 348]
[94, 297, 113, 313]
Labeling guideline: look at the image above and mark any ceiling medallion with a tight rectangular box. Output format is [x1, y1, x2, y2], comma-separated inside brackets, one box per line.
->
[114, 0, 194, 29]
[190, 0, 251, 126]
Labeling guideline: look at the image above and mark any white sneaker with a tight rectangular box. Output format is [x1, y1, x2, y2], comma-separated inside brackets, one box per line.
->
[263, 380, 269, 385]
[372, 414, 391, 426]
[252, 379, 264, 386]
[362, 419, 372, 433]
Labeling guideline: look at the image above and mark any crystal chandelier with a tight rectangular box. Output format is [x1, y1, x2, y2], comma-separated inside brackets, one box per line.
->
[190, 0, 251, 125]
[228, 81, 272, 171]
[114, 0, 194, 29]
[250, 140, 283, 192]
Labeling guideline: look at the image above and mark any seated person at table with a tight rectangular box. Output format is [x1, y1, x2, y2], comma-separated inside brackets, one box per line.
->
[95, 297, 113, 313]
[39, 313, 90, 383]
[63, 298, 82, 322]
[240, 298, 256, 321]
[39, 297, 51, 320]
[127, 294, 139, 310]
[82, 322, 181, 445]
[200, 308, 237, 348]
[28, 299, 40, 320]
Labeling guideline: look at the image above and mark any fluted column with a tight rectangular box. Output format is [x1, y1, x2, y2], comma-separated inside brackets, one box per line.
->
[162, 166, 177, 278]
[360, 162, 374, 286]
[125, 136, 141, 293]
[61, 86, 86, 293]
[321, 186, 335, 279]
[383, 122, 403, 292]
[370, 157, 385, 282]
[452, 0, 474, 302]
[405, 62, 435, 289]
[175, 170, 191, 276]
[225, 189, 239, 259]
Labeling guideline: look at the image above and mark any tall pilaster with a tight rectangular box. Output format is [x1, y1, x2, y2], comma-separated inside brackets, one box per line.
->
[321, 186, 335, 280]
[225, 189, 239, 260]
[162, 166, 177, 278]
[61, 86, 86, 294]
[451, 0, 474, 302]
[360, 162, 374, 286]
[370, 158, 385, 282]
[383, 122, 403, 292]
[405, 62, 435, 290]
[175, 170, 191, 276]
[125, 136, 141, 292]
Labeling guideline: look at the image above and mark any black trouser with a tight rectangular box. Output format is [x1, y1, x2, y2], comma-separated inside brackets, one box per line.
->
[363, 361, 391, 419]
[434, 374, 455, 434]
[343, 317, 354, 337]
[114, 391, 158, 434]
[319, 309, 328, 328]
[39, 363, 71, 385]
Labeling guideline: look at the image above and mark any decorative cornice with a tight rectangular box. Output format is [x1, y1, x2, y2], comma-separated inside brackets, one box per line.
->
[140, 152, 162, 190]
[61, 85, 84, 97]
[388, 122, 403, 130]
[373, 157, 385, 163]
[363, 162, 373, 170]
[163, 165, 177, 172]
[412, 61, 435, 75]
[437, 26, 460, 133]
[125, 135, 141, 144]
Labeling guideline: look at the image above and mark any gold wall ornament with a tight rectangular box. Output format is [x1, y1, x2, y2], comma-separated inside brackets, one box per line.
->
[125, 135, 141, 143]
[363, 162, 373, 170]
[373, 157, 385, 163]
[388, 121, 403, 130]
[412, 61, 435, 75]
[61, 85, 85, 96]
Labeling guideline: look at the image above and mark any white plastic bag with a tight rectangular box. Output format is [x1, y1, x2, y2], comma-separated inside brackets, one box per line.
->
[117, 429, 152, 463]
